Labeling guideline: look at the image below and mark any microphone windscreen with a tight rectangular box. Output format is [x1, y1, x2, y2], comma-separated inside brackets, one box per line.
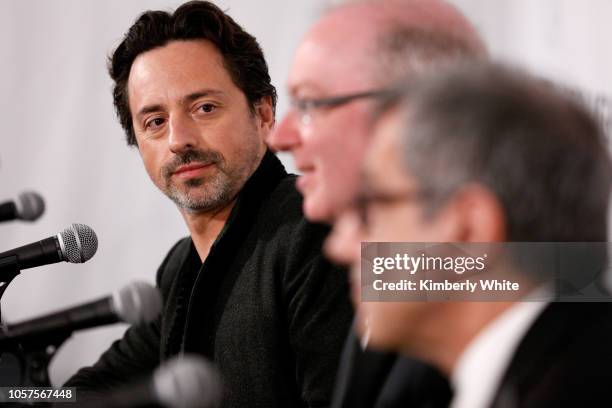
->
[112, 281, 162, 325]
[16, 191, 45, 221]
[58, 223, 98, 263]
[154, 354, 222, 408]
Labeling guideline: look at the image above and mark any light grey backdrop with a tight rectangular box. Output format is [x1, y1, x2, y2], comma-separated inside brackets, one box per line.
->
[0, 0, 610, 385]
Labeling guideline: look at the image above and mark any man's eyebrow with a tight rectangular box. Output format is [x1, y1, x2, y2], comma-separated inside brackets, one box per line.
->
[135, 89, 227, 119]
[287, 81, 324, 97]
[136, 104, 164, 119]
[181, 89, 226, 104]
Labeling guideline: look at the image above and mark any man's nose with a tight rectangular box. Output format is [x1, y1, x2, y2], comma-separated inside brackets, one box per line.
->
[168, 113, 201, 153]
[267, 111, 302, 152]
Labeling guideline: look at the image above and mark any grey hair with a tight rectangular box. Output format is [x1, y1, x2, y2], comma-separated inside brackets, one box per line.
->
[374, 22, 487, 84]
[388, 62, 611, 242]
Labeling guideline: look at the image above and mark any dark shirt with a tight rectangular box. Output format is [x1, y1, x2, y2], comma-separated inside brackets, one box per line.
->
[65, 151, 353, 408]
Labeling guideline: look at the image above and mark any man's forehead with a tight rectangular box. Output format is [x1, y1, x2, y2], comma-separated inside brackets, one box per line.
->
[137, 41, 221, 73]
[287, 15, 379, 94]
[131, 40, 223, 72]
[127, 40, 233, 108]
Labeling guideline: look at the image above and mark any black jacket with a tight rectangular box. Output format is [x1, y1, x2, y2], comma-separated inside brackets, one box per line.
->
[491, 302, 612, 408]
[65, 151, 353, 408]
[331, 328, 451, 408]
[337, 302, 612, 408]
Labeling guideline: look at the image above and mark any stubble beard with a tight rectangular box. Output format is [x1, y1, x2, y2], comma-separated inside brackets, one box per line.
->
[161, 142, 261, 214]
[166, 165, 235, 213]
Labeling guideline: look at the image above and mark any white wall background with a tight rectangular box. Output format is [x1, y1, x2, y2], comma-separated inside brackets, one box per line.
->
[450, 0, 612, 139]
[0, 0, 610, 385]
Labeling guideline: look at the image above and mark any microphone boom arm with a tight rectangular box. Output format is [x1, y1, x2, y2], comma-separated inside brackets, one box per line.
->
[0, 254, 21, 323]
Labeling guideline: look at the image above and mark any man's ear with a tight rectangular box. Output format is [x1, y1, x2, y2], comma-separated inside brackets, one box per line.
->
[447, 184, 507, 242]
[254, 95, 275, 135]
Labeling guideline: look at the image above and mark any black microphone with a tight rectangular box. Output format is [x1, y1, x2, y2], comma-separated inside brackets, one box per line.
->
[0, 223, 98, 276]
[0, 191, 45, 223]
[81, 354, 222, 408]
[0, 281, 162, 347]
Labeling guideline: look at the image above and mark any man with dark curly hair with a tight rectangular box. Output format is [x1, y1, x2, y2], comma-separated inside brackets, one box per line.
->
[63, 2, 352, 407]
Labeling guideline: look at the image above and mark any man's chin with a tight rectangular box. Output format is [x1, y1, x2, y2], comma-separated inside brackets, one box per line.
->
[165, 190, 216, 211]
[302, 196, 335, 224]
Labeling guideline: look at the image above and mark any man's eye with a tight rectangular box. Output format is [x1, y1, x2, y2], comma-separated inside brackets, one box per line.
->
[145, 118, 165, 129]
[199, 103, 216, 113]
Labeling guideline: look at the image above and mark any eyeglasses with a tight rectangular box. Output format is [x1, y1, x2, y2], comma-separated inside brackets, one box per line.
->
[354, 189, 431, 230]
[290, 89, 393, 127]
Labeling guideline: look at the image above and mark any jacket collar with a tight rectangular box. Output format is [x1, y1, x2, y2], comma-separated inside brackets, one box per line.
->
[212, 149, 287, 247]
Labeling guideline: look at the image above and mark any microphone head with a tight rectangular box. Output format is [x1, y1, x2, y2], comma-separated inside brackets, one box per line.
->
[112, 281, 162, 325]
[153, 354, 222, 408]
[16, 191, 45, 221]
[58, 223, 98, 263]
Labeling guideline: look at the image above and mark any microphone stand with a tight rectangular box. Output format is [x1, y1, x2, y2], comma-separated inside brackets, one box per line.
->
[0, 256, 65, 387]
[0, 254, 21, 323]
[0, 333, 69, 387]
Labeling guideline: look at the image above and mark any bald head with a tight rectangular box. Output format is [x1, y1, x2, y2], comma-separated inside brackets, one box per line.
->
[304, 0, 487, 87]
[324, 0, 483, 43]
[268, 0, 486, 223]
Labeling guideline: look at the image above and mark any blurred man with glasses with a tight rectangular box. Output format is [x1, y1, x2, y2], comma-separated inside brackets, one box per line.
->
[269, 0, 486, 223]
[267, 0, 486, 407]
[326, 61, 612, 408]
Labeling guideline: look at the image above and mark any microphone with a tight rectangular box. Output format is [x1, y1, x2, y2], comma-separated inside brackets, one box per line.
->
[0, 191, 45, 223]
[0, 281, 162, 347]
[0, 223, 98, 276]
[82, 354, 222, 408]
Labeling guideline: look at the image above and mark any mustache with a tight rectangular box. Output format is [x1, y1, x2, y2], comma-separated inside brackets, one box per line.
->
[162, 149, 223, 178]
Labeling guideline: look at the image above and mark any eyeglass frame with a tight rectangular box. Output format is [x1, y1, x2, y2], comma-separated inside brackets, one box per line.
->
[289, 88, 395, 127]
[354, 188, 435, 231]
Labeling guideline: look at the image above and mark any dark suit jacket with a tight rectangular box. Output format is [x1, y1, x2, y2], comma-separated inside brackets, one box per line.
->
[491, 302, 612, 408]
[331, 327, 451, 408]
[334, 302, 612, 408]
